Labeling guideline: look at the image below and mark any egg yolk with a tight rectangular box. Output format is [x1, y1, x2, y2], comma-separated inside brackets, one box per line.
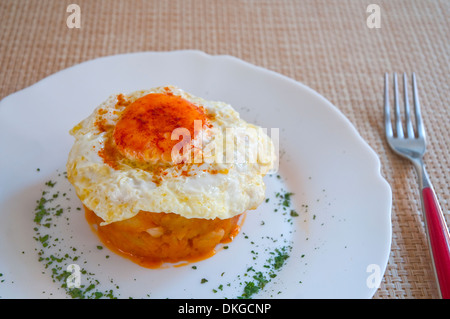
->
[113, 93, 209, 163]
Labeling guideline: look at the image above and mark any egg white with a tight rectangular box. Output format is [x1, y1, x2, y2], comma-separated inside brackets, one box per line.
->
[66, 86, 276, 225]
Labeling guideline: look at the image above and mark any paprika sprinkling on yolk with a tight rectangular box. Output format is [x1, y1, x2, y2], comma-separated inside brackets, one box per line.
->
[113, 93, 209, 163]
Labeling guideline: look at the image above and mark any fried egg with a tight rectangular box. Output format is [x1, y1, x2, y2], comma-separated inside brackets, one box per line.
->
[66, 86, 276, 225]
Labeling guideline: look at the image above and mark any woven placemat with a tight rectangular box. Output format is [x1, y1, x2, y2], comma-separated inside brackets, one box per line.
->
[1, 0, 448, 299]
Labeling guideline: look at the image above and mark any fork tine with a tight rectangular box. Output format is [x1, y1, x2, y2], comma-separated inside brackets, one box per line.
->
[403, 73, 415, 138]
[393, 73, 404, 138]
[384, 73, 393, 138]
[412, 73, 426, 138]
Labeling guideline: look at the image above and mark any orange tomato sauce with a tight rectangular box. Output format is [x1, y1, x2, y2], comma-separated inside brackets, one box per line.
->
[85, 207, 245, 269]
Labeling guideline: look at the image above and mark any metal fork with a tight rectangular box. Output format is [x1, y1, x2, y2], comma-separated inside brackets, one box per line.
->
[384, 73, 450, 299]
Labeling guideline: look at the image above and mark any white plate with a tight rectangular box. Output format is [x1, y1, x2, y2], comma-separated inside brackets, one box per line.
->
[0, 50, 391, 299]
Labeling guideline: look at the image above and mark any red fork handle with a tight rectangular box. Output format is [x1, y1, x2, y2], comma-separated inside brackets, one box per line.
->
[422, 187, 450, 299]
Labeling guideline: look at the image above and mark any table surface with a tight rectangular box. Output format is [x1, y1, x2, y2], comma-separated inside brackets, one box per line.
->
[1, 0, 448, 299]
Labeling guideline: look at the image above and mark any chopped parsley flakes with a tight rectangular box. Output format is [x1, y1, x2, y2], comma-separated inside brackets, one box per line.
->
[33, 172, 118, 299]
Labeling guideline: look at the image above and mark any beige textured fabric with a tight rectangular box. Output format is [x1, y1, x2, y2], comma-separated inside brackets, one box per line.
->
[1, 0, 448, 299]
